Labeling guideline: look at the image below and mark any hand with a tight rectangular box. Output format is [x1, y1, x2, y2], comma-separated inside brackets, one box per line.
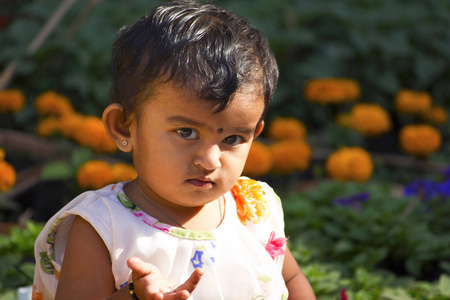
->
[127, 257, 203, 300]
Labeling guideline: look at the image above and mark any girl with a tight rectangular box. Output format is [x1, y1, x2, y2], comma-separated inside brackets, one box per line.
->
[33, 1, 316, 299]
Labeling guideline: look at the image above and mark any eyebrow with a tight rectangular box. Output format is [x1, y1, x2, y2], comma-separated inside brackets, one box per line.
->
[167, 115, 256, 135]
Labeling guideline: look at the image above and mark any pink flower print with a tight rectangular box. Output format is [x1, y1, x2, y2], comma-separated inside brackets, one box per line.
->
[265, 231, 287, 260]
[133, 211, 170, 233]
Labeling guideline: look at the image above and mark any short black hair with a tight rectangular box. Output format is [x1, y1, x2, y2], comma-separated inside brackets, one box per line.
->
[110, 0, 278, 121]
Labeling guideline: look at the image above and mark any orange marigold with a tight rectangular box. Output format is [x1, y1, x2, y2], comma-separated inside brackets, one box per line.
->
[59, 113, 85, 140]
[73, 116, 118, 153]
[399, 124, 441, 157]
[395, 89, 432, 115]
[304, 78, 360, 104]
[231, 178, 269, 225]
[266, 117, 307, 140]
[112, 163, 138, 182]
[0, 89, 26, 113]
[37, 117, 61, 138]
[350, 103, 392, 137]
[77, 160, 115, 190]
[326, 147, 373, 182]
[422, 105, 447, 125]
[35, 91, 74, 116]
[0, 160, 16, 192]
[242, 141, 273, 177]
[270, 140, 312, 174]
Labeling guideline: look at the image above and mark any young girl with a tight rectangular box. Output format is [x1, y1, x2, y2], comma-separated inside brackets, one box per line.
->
[33, 1, 316, 299]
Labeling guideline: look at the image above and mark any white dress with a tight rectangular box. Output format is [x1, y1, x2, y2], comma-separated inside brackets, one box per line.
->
[33, 177, 289, 299]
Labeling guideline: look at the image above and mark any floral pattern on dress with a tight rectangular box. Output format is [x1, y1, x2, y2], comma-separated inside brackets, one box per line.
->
[265, 231, 287, 261]
[231, 178, 270, 225]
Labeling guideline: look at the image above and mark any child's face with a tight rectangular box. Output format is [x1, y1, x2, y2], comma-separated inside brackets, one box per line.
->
[129, 83, 265, 209]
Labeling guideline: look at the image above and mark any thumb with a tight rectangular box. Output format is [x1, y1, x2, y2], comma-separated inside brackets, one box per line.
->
[127, 257, 159, 280]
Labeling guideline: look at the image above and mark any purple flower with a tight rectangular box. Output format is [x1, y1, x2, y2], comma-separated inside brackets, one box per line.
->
[333, 192, 369, 210]
[438, 179, 450, 198]
[404, 179, 440, 201]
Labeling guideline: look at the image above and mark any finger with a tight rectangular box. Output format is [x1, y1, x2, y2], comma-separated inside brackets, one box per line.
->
[127, 257, 160, 280]
[174, 268, 204, 294]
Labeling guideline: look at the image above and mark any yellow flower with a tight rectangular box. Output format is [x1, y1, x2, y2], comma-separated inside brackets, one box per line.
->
[35, 91, 74, 116]
[266, 117, 307, 140]
[77, 160, 115, 190]
[326, 147, 373, 182]
[242, 141, 273, 177]
[304, 78, 360, 104]
[0, 149, 16, 192]
[422, 106, 447, 125]
[350, 103, 392, 137]
[231, 178, 269, 225]
[0, 89, 26, 113]
[395, 89, 432, 115]
[37, 117, 61, 138]
[73, 116, 118, 153]
[112, 163, 138, 182]
[270, 140, 312, 174]
[399, 125, 441, 157]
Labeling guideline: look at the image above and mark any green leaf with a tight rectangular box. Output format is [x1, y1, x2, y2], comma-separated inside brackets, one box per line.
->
[381, 288, 414, 300]
[438, 274, 450, 297]
[40, 161, 75, 181]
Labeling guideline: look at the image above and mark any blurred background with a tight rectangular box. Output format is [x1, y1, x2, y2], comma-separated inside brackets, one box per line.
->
[1, 0, 450, 299]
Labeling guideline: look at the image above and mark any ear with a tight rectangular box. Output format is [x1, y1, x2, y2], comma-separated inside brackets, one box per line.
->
[254, 120, 265, 138]
[102, 103, 133, 152]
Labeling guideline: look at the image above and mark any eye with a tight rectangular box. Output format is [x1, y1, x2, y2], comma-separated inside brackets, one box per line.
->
[223, 135, 243, 145]
[176, 128, 198, 140]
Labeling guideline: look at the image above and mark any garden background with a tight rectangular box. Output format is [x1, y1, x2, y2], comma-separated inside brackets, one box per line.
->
[1, 0, 450, 299]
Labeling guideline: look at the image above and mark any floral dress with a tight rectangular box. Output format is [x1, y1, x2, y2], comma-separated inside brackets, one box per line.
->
[33, 177, 289, 299]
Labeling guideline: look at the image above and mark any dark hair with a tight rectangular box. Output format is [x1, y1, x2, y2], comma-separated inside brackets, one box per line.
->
[110, 0, 278, 122]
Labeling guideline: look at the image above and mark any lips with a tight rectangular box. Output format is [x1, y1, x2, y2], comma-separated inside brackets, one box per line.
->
[187, 177, 215, 188]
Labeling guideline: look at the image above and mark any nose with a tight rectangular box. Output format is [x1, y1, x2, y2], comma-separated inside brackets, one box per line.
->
[194, 143, 222, 171]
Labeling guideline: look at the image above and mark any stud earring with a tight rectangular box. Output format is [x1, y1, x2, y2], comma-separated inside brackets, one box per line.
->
[122, 140, 128, 146]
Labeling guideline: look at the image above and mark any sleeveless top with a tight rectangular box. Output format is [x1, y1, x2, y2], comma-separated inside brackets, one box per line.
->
[33, 177, 289, 299]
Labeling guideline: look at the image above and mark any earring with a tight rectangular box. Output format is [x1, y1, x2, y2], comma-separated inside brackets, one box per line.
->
[122, 140, 128, 146]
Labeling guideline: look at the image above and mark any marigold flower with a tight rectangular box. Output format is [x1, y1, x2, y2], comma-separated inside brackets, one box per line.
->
[326, 147, 373, 182]
[266, 117, 307, 140]
[36, 117, 60, 138]
[0, 89, 26, 113]
[59, 113, 85, 140]
[242, 141, 273, 177]
[112, 163, 137, 182]
[350, 103, 392, 137]
[35, 91, 74, 116]
[231, 178, 270, 225]
[395, 89, 432, 115]
[77, 160, 115, 190]
[270, 140, 312, 174]
[304, 78, 360, 104]
[399, 125, 441, 157]
[423, 105, 447, 125]
[73, 116, 117, 153]
[0, 160, 16, 192]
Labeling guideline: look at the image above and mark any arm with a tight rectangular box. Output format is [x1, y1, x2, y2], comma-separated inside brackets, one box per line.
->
[282, 246, 316, 300]
[55, 216, 202, 300]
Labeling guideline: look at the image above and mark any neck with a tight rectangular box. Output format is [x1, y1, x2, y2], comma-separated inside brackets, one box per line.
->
[124, 179, 225, 231]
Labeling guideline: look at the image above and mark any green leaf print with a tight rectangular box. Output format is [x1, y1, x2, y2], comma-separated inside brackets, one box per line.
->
[170, 228, 215, 240]
[118, 193, 137, 210]
[39, 251, 55, 275]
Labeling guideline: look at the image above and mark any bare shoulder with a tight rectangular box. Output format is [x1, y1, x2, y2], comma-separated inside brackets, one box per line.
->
[55, 216, 116, 299]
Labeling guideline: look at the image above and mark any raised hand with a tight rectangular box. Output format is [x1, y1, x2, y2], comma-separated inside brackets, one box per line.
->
[127, 257, 204, 300]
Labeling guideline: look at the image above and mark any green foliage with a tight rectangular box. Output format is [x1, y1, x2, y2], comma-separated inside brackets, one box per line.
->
[0, 221, 43, 295]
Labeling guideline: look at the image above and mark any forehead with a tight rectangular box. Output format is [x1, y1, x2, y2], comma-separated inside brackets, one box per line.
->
[142, 82, 265, 118]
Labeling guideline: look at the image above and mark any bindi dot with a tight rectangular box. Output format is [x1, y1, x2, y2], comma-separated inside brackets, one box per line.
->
[217, 128, 224, 133]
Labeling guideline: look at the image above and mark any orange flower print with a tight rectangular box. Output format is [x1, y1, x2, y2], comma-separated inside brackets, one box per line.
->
[32, 285, 44, 300]
[231, 178, 270, 225]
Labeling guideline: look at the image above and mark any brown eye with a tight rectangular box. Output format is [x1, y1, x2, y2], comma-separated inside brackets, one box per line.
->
[223, 135, 243, 145]
[176, 128, 198, 139]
